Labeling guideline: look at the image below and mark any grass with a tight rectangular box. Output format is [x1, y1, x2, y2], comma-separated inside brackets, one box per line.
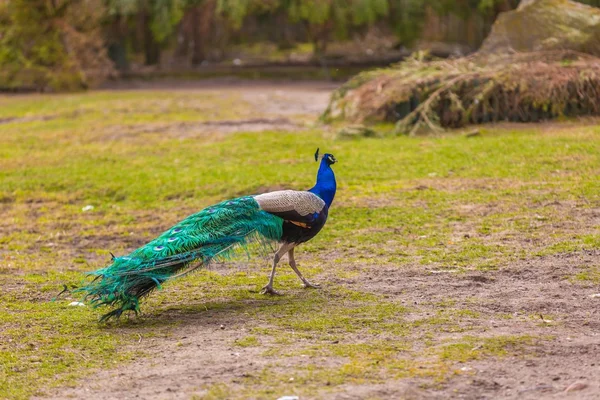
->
[439, 335, 536, 363]
[570, 265, 600, 284]
[234, 335, 261, 347]
[1, 88, 599, 399]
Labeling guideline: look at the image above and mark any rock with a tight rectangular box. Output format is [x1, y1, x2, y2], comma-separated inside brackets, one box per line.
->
[518, 0, 537, 9]
[564, 381, 588, 392]
[479, 0, 600, 56]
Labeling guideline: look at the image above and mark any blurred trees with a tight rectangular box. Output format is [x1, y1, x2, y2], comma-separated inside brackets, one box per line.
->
[104, 0, 188, 66]
[0, 0, 113, 91]
[107, 0, 520, 68]
[2, 0, 600, 91]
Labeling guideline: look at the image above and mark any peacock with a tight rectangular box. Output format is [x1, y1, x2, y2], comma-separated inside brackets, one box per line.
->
[73, 149, 337, 321]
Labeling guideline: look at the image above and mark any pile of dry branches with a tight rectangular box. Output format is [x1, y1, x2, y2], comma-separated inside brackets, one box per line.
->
[323, 51, 600, 135]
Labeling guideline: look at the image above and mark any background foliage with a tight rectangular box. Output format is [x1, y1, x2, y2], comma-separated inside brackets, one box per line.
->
[2, 0, 600, 91]
[0, 0, 114, 91]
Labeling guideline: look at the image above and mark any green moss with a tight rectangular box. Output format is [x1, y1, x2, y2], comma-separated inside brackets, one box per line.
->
[234, 335, 261, 347]
[440, 335, 537, 362]
[193, 383, 232, 400]
[570, 266, 600, 284]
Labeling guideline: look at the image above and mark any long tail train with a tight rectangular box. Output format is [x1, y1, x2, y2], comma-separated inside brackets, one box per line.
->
[74, 196, 283, 321]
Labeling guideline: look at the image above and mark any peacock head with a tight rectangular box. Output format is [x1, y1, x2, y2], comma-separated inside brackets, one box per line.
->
[314, 148, 337, 165]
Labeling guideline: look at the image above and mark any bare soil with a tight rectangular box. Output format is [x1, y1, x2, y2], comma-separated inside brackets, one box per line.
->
[39, 251, 600, 400]
[356, 251, 600, 399]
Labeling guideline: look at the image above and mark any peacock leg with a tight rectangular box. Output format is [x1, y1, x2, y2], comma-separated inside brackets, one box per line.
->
[288, 247, 320, 289]
[260, 243, 292, 295]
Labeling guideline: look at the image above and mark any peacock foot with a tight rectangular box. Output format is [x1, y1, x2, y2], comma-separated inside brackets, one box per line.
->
[260, 285, 282, 296]
[302, 280, 321, 289]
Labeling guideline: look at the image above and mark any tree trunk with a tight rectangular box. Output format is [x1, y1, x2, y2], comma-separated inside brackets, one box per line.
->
[174, 18, 190, 60]
[309, 22, 332, 80]
[141, 10, 160, 65]
[190, 7, 204, 65]
[106, 16, 129, 70]
[309, 21, 332, 58]
[191, 1, 214, 66]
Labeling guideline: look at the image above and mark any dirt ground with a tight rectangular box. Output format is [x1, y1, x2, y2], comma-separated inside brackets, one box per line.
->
[31, 81, 600, 400]
[39, 251, 600, 400]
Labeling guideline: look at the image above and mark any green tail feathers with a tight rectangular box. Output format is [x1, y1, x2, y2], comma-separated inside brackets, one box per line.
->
[75, 196, 283, 321]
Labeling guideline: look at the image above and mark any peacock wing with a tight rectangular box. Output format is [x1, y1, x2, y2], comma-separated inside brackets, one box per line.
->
[253, 190, 325, 224]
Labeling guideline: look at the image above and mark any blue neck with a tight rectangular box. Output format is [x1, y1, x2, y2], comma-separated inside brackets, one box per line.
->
[308, 159, 336, 208]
